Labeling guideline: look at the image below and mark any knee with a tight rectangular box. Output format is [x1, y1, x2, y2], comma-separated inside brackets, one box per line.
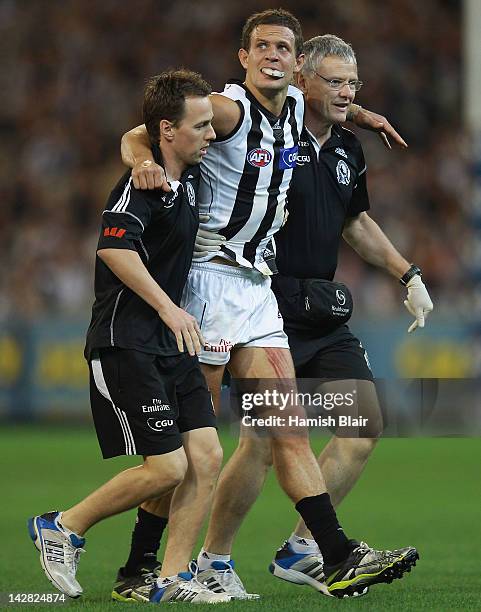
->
[199, 441, 224, 479]
[163, 457, 189, 489]
[189, 439, 224, 481]
[238, 437, 273, 469]
[144, 453, 188, 495]
[341, 437, 377, 462]
[365, 409, 384, 439]
[271, 431, 310, 457]
[210, 442, 224, 474]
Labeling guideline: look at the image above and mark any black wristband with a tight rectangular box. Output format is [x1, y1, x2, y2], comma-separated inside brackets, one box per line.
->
[400, 264, 422, 286]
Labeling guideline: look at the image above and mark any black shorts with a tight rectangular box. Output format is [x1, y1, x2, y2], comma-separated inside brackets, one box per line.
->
[291, 327, 374, 382]
[89, 348, 216, 459]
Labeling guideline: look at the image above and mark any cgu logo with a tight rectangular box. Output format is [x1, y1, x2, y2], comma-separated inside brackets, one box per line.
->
[279, 145, 298, 170]
[247, 148, 272, 167]
[147, 418, 174, 432]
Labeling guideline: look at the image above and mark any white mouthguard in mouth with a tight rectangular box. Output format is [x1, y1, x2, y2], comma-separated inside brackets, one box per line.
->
[261, 67, 285, 78]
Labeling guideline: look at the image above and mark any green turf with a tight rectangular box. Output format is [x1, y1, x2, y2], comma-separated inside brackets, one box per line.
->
[1, 425, 480, 610]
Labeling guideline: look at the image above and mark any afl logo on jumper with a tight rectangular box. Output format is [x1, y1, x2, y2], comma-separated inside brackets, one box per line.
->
[247, 148, 272, 167]
[186, 182, 196, 207]
[336, 160, 350, 185]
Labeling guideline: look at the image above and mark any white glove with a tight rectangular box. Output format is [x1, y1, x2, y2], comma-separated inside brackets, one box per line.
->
[403, 274, 434, 333]
[193, 214, 226, 259]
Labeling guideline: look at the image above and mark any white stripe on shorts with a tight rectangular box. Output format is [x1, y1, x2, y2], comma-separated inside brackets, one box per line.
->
[91, 356, 137, 455]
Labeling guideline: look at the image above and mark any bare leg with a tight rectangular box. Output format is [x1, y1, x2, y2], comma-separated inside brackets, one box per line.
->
[232, 347, 326, 503]
[203, 428, 272, 554]
[60, 449, 188, 536]
[140, 494, 172, 517]
[200, 363, 226, 414]
[160, 428, 223, 577]
[203, 347, 327, 555]
[131, 364, 226, 521]
[294, 380, 382, 538]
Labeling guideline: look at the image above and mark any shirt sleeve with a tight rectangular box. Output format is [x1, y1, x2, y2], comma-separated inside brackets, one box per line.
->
[347, 144, 370, 217]
[97, 178, 154, 251]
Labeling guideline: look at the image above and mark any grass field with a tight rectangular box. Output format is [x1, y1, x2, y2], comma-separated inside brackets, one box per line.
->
[1, 425, 479, 610]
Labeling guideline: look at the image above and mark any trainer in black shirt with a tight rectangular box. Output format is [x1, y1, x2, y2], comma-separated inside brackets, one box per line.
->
[272, 39, 433, 372]
[85, 152, 201, 359]
[272, 122, 371, 367]
[267, 36, 433, 571]
[276, 123, 369, 281]
[26, 71, 233, 603]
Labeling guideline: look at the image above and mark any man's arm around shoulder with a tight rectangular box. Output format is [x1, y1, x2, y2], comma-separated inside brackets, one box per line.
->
[120, 94, 241, 189]
[209, 93, 242, 138]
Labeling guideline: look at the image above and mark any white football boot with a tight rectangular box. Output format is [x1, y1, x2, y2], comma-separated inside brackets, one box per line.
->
[131, 570, 231, 603]
[194, 559, 260, 600]
[28, 511, 85, 598]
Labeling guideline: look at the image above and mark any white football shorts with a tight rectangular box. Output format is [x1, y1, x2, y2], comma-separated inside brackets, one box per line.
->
[181, 261, 288, 365]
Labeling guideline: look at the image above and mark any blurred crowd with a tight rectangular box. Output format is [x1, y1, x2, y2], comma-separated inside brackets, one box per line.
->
[0, 0, 474, 322]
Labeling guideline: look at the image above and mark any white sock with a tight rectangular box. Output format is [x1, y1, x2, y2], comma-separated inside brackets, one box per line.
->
[197, 548, 231, 570]
[288, 533, 321, 555]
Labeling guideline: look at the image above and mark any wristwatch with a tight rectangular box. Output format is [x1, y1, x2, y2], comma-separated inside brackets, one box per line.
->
[400, 264, 422, 286]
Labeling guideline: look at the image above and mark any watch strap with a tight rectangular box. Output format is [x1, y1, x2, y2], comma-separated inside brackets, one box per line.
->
[400, 264, 422, 286]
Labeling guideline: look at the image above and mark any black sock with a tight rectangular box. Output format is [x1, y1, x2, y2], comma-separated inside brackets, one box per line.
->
[295, 493, 351, 568]
[124, 508, 168, 575]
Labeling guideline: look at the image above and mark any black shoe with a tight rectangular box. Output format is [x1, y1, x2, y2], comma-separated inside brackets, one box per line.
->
[269, 539, 368, 598]
[111, 558, 161, 602]
[325, 542, 419, 598]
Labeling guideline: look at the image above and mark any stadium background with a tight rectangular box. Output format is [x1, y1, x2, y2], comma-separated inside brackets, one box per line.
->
[1, 1, 480, 609]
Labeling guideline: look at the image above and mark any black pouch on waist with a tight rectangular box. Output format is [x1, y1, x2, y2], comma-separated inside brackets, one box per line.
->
[273, 275, 353, 333]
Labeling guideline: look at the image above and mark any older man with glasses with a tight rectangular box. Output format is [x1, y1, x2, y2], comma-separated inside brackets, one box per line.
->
[267, 33, 432, 593]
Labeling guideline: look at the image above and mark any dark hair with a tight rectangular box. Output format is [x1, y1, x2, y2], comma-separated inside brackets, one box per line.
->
[143, 69, 212, 145]
[241, 8, 303, 57]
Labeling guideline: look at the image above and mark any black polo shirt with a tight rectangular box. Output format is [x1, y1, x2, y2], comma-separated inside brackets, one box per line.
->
[272, 124, 370, 365]
[275, 124, 370, 279]
[85, 149, 200, 360]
